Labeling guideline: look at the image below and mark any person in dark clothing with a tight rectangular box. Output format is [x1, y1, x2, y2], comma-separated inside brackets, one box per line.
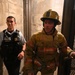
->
[0, 16, 26, 75]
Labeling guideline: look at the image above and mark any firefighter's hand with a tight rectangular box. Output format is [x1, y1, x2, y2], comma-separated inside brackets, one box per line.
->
[70, 51, 75, 58]
[17, 51, 24, 60]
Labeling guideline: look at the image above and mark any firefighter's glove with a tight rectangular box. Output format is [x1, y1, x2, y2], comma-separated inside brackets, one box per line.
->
[70, 51, 75, 58]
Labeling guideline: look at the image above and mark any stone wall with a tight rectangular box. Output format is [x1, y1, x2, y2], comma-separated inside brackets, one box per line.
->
[0, 0, 24, 33]
[30, 0, 64, 35]
[0, 0, 64, 75]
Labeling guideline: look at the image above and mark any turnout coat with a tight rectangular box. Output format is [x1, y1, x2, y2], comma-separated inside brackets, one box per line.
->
[23, 29, 72, 74]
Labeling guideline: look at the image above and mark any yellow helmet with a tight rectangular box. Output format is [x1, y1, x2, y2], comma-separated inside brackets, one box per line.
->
[41, 9, 61, 25]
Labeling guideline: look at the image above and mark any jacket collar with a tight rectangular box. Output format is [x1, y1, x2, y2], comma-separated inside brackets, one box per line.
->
[42, 28, 58, 36]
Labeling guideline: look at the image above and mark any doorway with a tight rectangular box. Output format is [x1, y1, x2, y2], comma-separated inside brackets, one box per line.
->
[62, 0, 75, 75]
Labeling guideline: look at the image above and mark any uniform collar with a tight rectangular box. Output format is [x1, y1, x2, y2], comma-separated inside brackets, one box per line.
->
[42, 28, 58, 36]
[5, 29, 17, 35]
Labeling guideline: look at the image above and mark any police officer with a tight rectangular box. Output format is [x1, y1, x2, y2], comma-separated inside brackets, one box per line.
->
[22, 9, 75, 75]
[0, 16, 26, 75]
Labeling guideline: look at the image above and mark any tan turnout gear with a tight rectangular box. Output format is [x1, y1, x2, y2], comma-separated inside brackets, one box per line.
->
[22, 29, 73, 75]
[22, 9, 73, 75]
[41, 9, 61, 25]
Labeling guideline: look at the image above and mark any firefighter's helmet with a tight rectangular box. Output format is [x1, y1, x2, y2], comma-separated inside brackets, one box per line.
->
[41, 9, 61, 25]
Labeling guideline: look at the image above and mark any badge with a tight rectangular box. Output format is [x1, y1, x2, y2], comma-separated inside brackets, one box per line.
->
[14, 38, 18, 41]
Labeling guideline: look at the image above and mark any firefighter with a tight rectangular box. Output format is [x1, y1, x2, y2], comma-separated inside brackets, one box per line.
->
[22, 9, 75, 75]
[0, 16, 26, 75]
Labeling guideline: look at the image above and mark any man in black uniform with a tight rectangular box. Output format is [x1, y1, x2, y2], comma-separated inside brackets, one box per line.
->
[0, 16, 26, 75]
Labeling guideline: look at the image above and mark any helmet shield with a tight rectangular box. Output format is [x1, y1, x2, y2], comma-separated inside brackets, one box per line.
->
[41, 9, 61, 25]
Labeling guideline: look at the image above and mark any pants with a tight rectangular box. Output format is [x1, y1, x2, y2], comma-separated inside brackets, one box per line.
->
[22, 69, 54, 75]
[41, 72, 54, 75]
[23, 71, 54, 75]
[22, 59, 55, 75]
[3, 57, 21, 75]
